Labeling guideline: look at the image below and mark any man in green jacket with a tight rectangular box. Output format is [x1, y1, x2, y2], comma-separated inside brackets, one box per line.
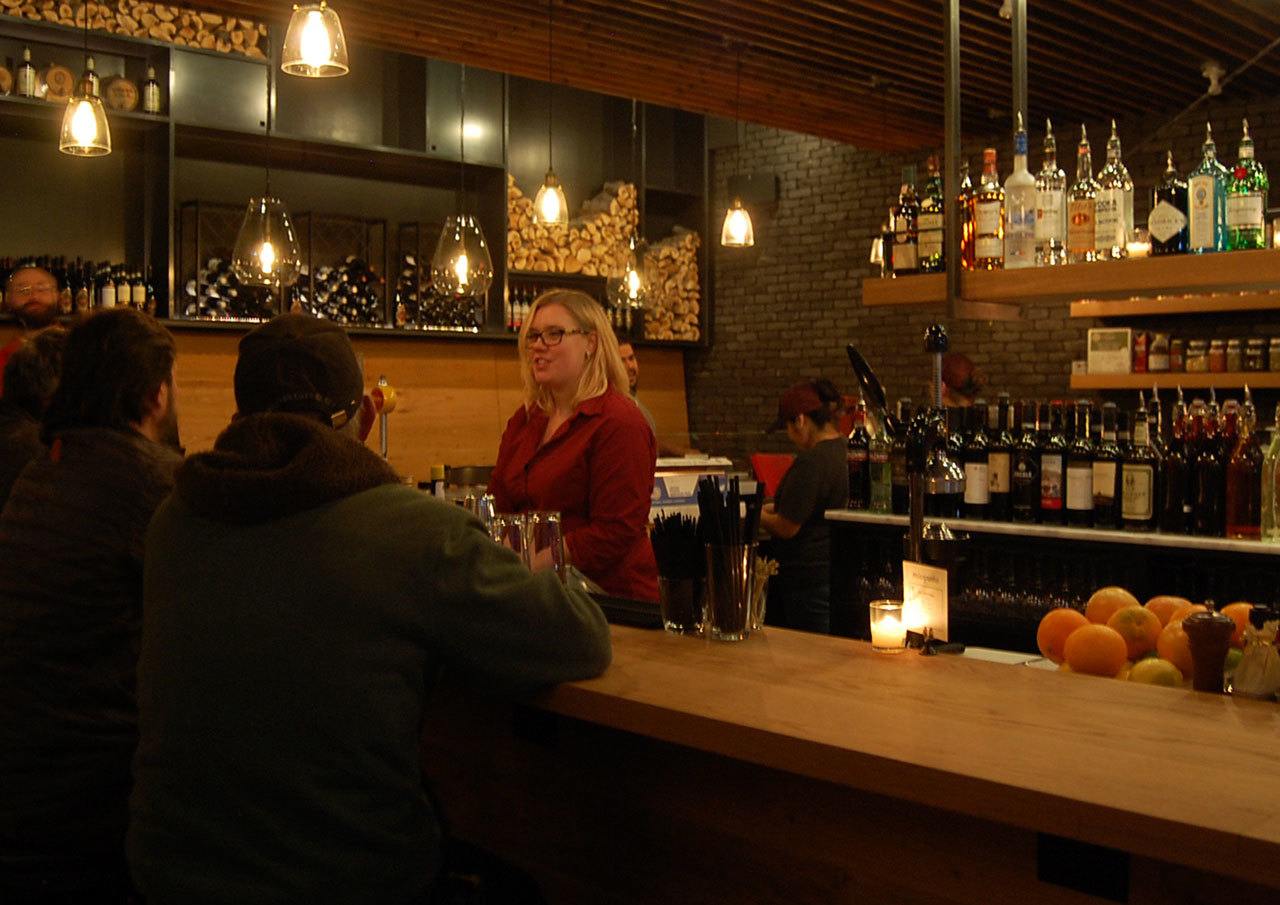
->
[128, 314, 612, 905]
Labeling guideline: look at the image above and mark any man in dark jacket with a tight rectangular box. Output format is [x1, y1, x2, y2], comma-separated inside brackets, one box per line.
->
[128, 314, 612, 905]
[0, 309, 182, 904]
[0, 326, 67, 510]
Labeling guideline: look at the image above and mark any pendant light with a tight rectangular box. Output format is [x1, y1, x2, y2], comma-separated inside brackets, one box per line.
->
[532, 0, 569, 225]
[431, 64, 494, 299]
[232, 65, 302, 290]
[610, 99, 647, 310]
[59, 4, 111, 157]
[720, 48, 755, 248]
[282, 1, 349, 78]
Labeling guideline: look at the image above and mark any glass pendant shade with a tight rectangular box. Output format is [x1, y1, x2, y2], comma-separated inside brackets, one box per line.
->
[720, 199, 755, 247]
[232, 196, 302, 287]
[533, 169, 569, 225]
[610, 237, 648, 308]
[431, 214, 494, 298]
[281, 2, 349, 78]
[59, 73, 110, 157]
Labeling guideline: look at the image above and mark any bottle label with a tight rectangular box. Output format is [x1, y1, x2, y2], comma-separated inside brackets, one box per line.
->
[1121, 464, 1155, 520]
[975, 235, 1003, 260]
[144, 84, 161, 114]
[17, 68, 35, 97]
[892, 242, 918, 271]
[917, 212, 944, 232]
[988, 452, 1011, 493]
[1035, 190, 1064, 241]
[1092, 461, 1116, 504]
[1067, 199, 1095, 253]
[1066, 465, 1093, 511]
[975, 199, 1002, 236]
[1226, 193, 1264, 229]
[1040, 454, 1064, 508]
[1148, 200, 1188, 243]
[847, 449, 868, 464]
[964, 463, 990, 504]
[1095, 189, 1124, 249]
[1187, 174, 1218, 248]
[917, 231, 942, 261]
[891, 452, 908, 485]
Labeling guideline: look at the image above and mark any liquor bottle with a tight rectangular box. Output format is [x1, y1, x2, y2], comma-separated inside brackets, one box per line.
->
[881, 214, 895, 276]
[131, 272, 145, 309]
[987, 394, 1013, 521]
[974, 148, 1004, 269]
[1187, 122, 1229, 254]
[143, 66, 162, 115]
[847, 403, 870, 510]
[83, 56, 100, 97]
[1004, 113, 1037, 270]
[1193, 399, 1225, 536]
[1149, 386, 1166, 457]
[1066, 402, 1094, 527]
[1219, 398, 1240, 463]
[963, 403, 990, 520]
[74, 261, 91, 313]
[100, 270, 117, 309]
[1011, 400, 1041, 522]
[1226, 118, 1269, 250]
[945, 406, 965, 461]
[144, 265, 158, 314]
[892, 166, 920, 276]
[1034, 118, 1068, 266]
[1159, 388, 1192, 534]
[1067, 125, 1100, 264]
[918, 155, 945, 273]
[890, 398, 913, 515]
[958, 162, 976, 271]
[1115, 408, 1132, 458]
[1094, 120, 1134, 260]
[1225, 386, 1263, 539]
[868, 422, 892, 514]
[1121, 403, 1158, 532]
[16, 48, 36, 98]
[1150, 151, 1189, 255]
[1093, 402, 1121, 529]
[1262, 403, 1280, 542]
[1039, 402, 1066, 524]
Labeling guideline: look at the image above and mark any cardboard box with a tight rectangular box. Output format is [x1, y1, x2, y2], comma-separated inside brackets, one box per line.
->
[1087, 328, 1133, 374]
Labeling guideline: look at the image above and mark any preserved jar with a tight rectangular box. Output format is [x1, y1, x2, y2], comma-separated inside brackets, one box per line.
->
[1185, 340, 1210, 373]
[1208, 339, 1227, 373]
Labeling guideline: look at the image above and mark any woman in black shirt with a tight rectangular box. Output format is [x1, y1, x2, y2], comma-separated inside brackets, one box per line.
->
[759, 380, 849, 633]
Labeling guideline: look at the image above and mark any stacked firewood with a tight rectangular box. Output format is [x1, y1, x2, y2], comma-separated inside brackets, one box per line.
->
[643, 227, 701, 342]
[2, 1, 268, 59]
[506, 176, 639, 277]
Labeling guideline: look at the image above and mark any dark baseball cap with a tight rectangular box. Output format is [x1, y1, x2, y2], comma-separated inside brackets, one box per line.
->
[767, 382, 825, 432]
[234, 314, 364, 427]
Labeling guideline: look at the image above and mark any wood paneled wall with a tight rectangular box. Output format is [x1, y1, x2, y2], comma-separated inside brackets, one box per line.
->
[2, 324, 689, 480]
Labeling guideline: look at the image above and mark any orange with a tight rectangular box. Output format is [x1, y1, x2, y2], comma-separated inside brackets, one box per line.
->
[1169, 603, 1209, 625]
[1063, 624, 1129, 677]
[1085, 587, 1141, 625]
[1144, 595, 1192, 627]
[1156, 621, 1194, 678]
[1106, 606, 1162, 660]
[1220, 602, 1253, 648]
[1036, 608, 1089, 664]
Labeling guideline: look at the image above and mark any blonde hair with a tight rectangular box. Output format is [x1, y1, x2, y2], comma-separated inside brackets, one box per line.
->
[518, 289, 629, 412]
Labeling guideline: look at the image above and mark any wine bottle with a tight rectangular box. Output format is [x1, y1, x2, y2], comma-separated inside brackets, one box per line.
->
[1039, 402, 1066, 525]
[963, 403, 990, 520]
[1093, 402, 1121, 529]
[1011, 400, 1041, 523]
[987, 394, 1013, 521]
[1121, 404, 1158, 532]
[846, 403, 870, 510]
[1225, 386, 1263, 539]
[1065, 403, 1094, 527]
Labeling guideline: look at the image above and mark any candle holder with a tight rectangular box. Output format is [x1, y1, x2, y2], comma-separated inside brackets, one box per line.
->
[869, 599, 906, 653]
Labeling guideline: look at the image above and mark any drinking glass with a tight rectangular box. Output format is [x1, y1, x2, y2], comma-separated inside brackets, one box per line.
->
[489, 513, 530, 566]
[528, 511, 567, 582]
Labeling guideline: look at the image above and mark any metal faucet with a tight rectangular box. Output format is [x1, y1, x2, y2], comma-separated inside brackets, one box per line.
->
[907, 324, 965, 564]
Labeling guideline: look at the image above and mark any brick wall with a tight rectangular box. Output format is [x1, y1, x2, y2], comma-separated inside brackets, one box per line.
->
[688, 96, 1280, 458]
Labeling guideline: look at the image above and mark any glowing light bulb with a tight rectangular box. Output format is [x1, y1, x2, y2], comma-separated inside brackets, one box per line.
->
[70, 100, 98, 146]
[720, 201, 755, 247]
[727, 208, 749, 243]
[625, 266, 641, 301]
[257, 240, 276, 275]
[453, 251, 469, 290]
[539, 189, 561, 222]
[300, 10, 332, 69]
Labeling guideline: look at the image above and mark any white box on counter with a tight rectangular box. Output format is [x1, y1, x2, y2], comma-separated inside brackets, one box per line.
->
[1087, 328, 1133, 374]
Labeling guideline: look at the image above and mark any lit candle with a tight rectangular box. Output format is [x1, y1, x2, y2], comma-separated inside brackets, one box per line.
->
[869, 600, 906, 652]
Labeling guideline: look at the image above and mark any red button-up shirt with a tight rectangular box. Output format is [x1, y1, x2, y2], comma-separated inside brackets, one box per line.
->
[489, 385, 658, 602]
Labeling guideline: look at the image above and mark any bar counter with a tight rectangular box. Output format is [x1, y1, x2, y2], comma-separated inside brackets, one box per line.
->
[421, 625, 1279, 904]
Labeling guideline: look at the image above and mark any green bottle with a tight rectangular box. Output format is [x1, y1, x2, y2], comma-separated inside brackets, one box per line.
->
[1226, 118, 1269, 250]
[1187, 123, 1230, 253]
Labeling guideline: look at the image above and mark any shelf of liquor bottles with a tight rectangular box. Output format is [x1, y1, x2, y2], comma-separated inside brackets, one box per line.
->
[863, 248, 1280, 308]
[826, 510, 1280, 557]
[1070, 373, 1280, 390]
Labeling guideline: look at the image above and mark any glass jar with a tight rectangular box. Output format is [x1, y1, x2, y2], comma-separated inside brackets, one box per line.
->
[1245, 338, 1267, 371]
[1208, 339, 1227, 373]
[1185, 340, 1210, 373]
[1226, 338, 1243, 373]
[1169, 338, 1185, 372]
[1270, 338, 1280, 372]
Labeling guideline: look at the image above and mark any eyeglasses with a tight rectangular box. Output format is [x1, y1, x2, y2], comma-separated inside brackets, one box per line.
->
[7, 283, 57, 299]
[525, 327, 589, 347]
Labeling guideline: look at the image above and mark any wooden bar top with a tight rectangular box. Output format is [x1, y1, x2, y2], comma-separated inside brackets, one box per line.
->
[540, 626, 1280, 886]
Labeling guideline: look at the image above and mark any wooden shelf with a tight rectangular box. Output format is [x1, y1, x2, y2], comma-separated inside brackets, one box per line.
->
[863, 249, 1280, 308]
[1070, 290, 1280, 318]
[1069, 372, 1280, 390]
